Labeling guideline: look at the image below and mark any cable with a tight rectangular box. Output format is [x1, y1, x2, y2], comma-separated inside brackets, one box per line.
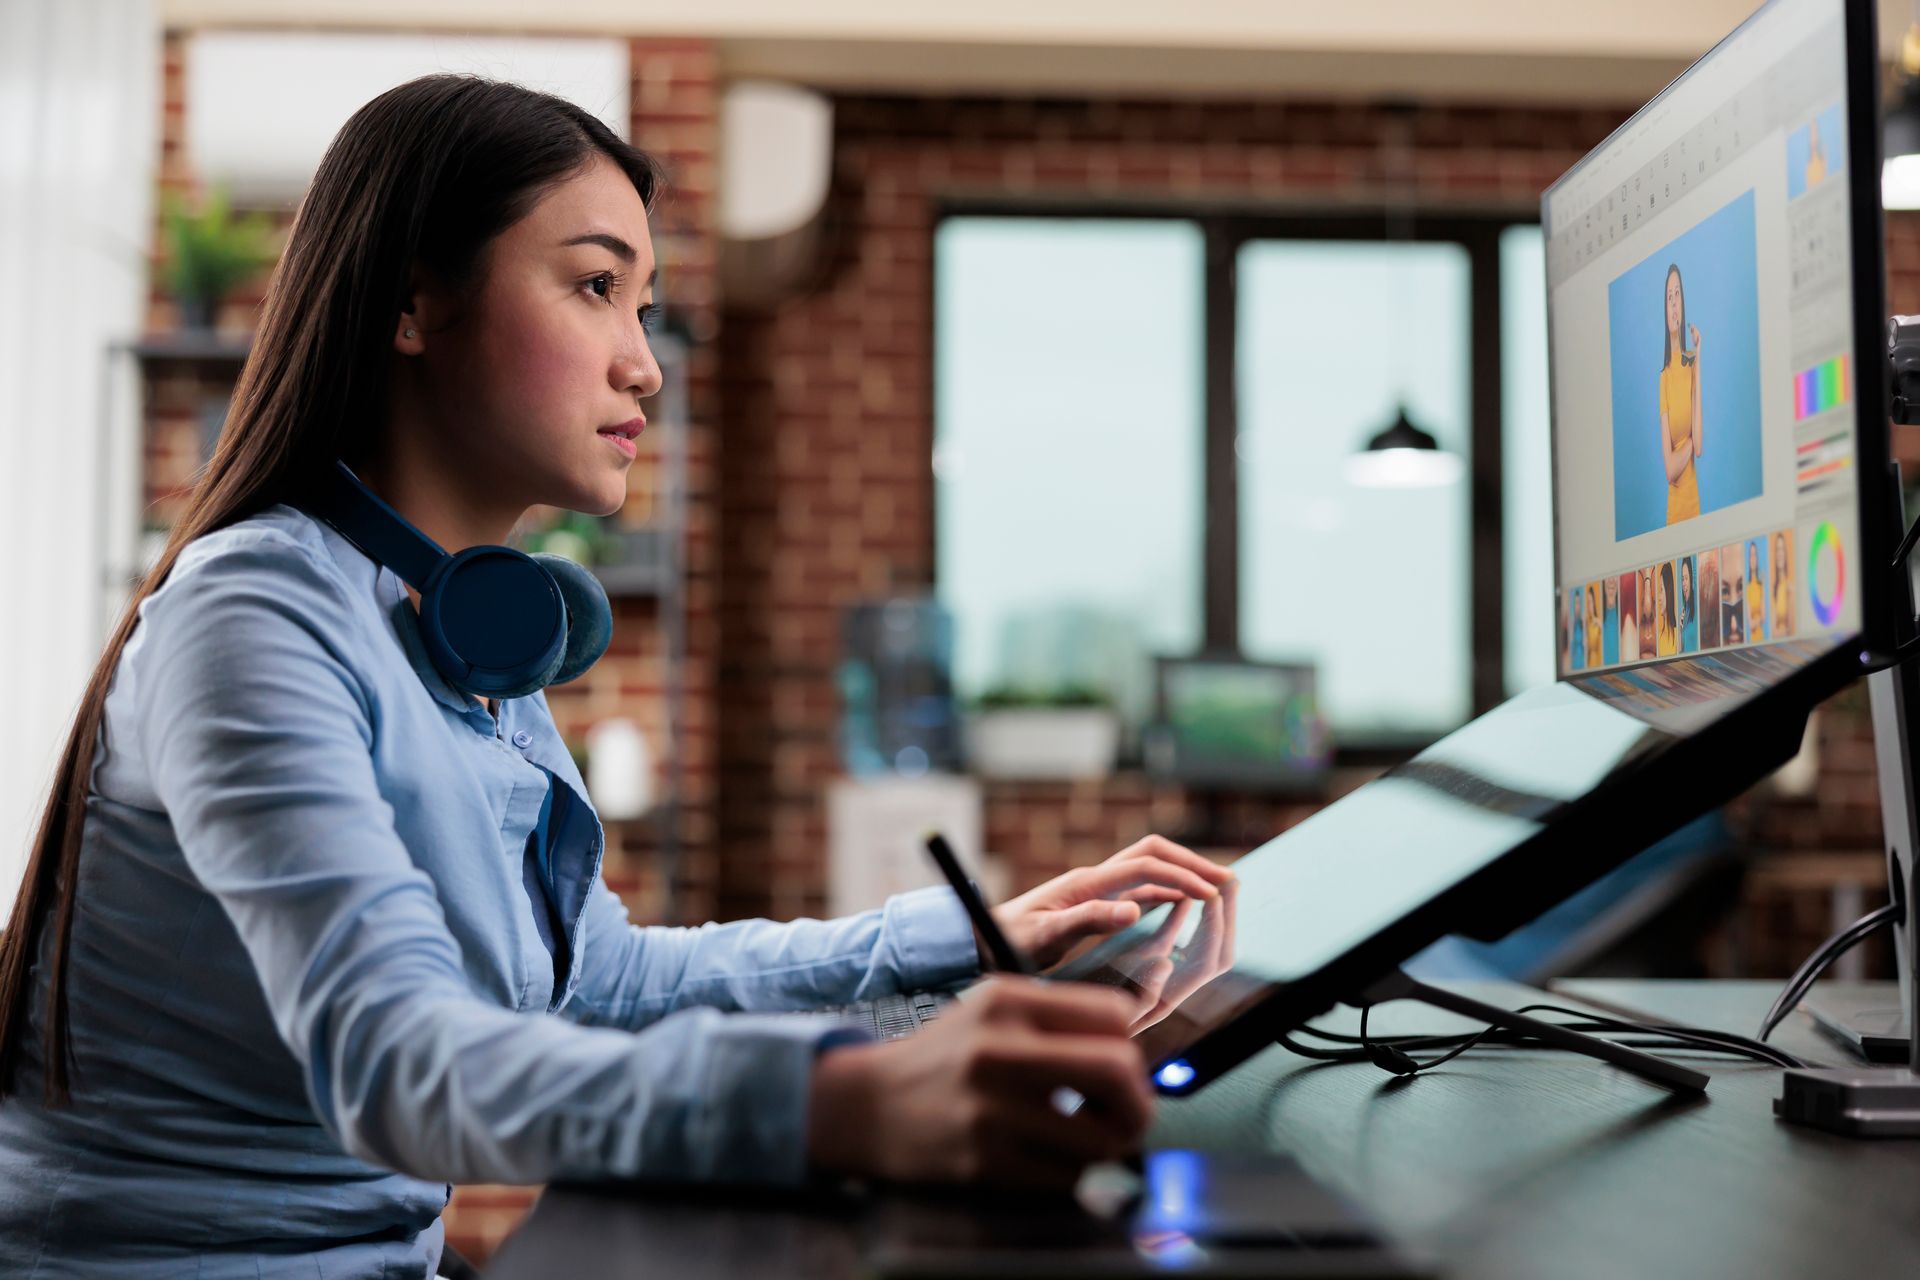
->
[1756, 900, 1903, 1043]
[1278, 1000, 1808, 1079]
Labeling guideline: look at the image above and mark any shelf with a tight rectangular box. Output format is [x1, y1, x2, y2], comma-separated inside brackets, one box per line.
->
[121, 331, 253, 364]
[586, 525, 678, 597]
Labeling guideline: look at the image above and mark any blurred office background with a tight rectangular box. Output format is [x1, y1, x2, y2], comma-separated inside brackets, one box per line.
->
[7, 0, 1920, 1260]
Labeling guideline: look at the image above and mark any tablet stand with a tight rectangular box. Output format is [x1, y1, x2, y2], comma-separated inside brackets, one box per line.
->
[1773, 319, 1920, 1137]
[1355, 969, 1711, 1093]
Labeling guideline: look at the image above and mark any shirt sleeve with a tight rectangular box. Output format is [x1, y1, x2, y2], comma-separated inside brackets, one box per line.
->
[562, 876, 983, 1031]
[134, 529, 874, 1187]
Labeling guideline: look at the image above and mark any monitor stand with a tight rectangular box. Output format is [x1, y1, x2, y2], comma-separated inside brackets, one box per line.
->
[1774, 449, 1920, 1136]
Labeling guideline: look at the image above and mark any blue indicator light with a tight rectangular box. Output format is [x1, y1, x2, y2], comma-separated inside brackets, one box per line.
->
[1155, 1058, 1197, 1090]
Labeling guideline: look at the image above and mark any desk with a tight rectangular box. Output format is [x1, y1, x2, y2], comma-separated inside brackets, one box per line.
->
[488, 981, 1920, 1279]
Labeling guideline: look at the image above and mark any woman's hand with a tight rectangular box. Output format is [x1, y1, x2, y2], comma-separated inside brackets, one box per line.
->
[1118, 876, 1240, 1034]
[806, 977, 1154, 1190]
[1689, 323, 1701, 359]
[988, 835, 1235, 971]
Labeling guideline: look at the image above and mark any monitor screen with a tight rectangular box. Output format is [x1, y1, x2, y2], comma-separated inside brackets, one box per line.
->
[1544, 0, 1865, 707]
[1146, 658, 1331, 787]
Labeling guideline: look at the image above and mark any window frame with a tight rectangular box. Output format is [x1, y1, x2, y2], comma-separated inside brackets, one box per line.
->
[932, 199, 1541, 759]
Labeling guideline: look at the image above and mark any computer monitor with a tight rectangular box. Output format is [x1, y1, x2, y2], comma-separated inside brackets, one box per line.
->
[1047, 0, 1897, 1094]
[1142, 656, 1331, 791]
[1544, 0, 1884, 721]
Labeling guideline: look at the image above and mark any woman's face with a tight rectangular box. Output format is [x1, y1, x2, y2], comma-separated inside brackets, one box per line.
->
[1656, 572, 1667, 615]
[1681, 560, 1692, 597]
[1665, 270, 1683, 338]
[1750, 544, 1760, 575]
[1604, 577, 1618, 610]
[396, 153, 663, 520]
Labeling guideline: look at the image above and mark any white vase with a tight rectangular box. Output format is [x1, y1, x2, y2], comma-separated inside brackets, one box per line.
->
[966, 708, 1119, 780]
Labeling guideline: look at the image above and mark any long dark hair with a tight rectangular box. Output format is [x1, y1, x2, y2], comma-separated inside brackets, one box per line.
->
[0, 75, 661, 1103]
[1661, 561, 1677, 632]
[1662, 263, 1688, 370]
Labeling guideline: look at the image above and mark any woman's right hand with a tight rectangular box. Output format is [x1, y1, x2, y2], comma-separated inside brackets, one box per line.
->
[805, 977, 1154, 1191]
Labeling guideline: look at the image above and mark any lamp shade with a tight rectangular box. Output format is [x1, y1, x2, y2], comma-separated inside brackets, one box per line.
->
[1345, 404, 1463, 489]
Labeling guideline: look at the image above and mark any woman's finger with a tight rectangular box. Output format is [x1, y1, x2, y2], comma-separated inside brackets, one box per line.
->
[973, 1036, 1154, 1137]
[1116, 884, 1190, 908]
[1115, 836, 1235, 887]
[1079, 859, 1220, 904]
[1028, 898, 1141, 956]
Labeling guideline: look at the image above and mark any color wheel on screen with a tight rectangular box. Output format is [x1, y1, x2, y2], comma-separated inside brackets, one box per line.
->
[1808, 521, 1845, 627]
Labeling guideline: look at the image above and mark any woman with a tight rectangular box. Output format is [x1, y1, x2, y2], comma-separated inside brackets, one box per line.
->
[1656, 562, 1678, 657]
[1639, 566, 1659, 656]
[1677, 556, 1698, 653]
[1658, 263, 1704, 526]
[1721, 545, 1745, 645]
[1584, 582, 1604, 669]
[1618, 572, 1640, 663]
[1806, 116, 1827, 187]
[1773, 530, 1795, 636]
[1748, 540, 1767, 640]
[1698, 552, 1721, 649]
[0, 77, 1231, 1276]
[1602, 576, 1621, 666]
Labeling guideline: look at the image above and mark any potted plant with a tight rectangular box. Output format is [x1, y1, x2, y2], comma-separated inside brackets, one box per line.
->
[965, 683, 1121, 780]
[159, 182, 278, 331]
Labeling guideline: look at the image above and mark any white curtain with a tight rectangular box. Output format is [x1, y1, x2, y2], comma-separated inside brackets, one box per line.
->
[0, 1, 159, 916]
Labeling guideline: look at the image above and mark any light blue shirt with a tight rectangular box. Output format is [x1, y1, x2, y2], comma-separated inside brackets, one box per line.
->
[0, 504, 981, 1277]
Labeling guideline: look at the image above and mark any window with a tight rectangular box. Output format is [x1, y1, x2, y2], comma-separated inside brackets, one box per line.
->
[1237, 241, 1473, 736]
[934, 208, 1547, 752]
[933, 218, 1205, 723]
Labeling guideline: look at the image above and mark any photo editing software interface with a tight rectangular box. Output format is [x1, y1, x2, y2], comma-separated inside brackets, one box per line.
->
[1546, 0, 1861, 720]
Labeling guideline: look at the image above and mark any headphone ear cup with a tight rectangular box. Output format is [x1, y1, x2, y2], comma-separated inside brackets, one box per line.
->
[532, 553, 614, 686]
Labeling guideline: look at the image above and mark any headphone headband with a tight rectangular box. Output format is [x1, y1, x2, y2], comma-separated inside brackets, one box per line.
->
[305, 460, 444, 590]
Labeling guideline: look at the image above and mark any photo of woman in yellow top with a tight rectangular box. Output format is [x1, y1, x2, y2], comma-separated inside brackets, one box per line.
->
[1773, 529, 1795, 635]
[1585, 582, 1604, 667]
[1659, 263, 1704, 525]
[1747, 540, 1767, 640]
[1656, 561, 1678, 657]
[1805, 117, 1827, 187]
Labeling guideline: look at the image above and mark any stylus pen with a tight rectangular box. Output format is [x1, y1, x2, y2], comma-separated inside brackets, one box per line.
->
[923, 833, 1035, 976]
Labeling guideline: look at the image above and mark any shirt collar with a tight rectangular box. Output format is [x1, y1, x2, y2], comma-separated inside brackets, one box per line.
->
[297, 503, 505, 730]
[379, 567, 503, 726]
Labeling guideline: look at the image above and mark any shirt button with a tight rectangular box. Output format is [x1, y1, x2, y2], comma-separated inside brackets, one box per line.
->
[512, 730, 533, 749]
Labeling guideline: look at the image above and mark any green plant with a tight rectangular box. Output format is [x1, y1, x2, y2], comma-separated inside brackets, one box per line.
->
[159, 182, 278, 323]
[974, 683, 1113, 711]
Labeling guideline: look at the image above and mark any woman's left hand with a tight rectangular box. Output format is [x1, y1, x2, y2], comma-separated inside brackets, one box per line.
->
[987, 835, 1236, 971]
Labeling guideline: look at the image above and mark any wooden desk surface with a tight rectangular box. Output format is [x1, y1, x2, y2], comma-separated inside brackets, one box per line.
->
[487, 981, 1920, 1280]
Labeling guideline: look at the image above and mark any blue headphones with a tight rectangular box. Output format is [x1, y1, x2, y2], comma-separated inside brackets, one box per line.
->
[299, 459, 614, 700]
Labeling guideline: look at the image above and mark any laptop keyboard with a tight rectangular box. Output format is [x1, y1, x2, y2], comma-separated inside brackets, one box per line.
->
[814, 990, 958, 1041]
